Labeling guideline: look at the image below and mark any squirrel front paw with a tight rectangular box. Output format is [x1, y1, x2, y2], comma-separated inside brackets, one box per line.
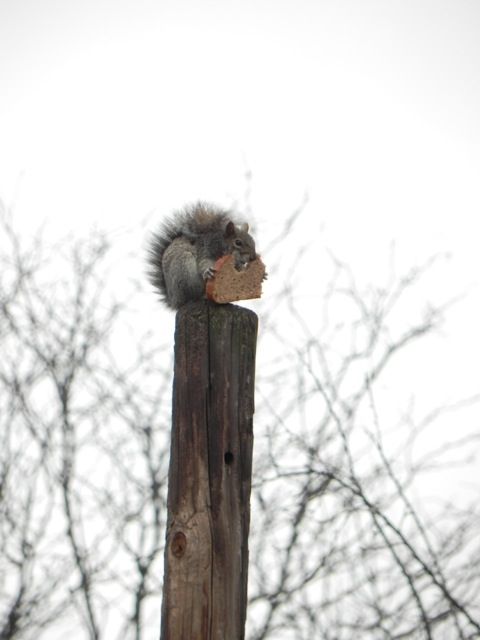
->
[202, 266, 216, 280]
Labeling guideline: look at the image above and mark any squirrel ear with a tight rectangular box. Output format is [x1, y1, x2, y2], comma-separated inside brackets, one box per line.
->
[225, 221, 236, 237]
[240, 222, 249, 233]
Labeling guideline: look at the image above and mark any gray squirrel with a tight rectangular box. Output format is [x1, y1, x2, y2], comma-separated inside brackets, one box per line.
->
[147, 202, 259, 309]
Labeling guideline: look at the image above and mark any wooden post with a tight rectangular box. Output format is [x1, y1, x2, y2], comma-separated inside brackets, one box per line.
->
[160, 301, 258, 640]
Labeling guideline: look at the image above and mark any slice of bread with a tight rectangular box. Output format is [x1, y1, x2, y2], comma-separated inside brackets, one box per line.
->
[206, 255, 266, 304]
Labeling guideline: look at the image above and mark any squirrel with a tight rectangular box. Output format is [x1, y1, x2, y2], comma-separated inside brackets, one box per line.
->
[147, 202, 259, 309]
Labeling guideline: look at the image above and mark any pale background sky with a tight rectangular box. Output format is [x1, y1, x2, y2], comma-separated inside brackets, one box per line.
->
[1, 0, 479, 409]
[1, 4, 480, 636]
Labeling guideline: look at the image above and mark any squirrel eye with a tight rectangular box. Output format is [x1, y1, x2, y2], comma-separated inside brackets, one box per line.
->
[234, 238, 243, 248]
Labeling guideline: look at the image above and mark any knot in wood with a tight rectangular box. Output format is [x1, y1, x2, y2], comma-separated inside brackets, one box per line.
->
[171, 531, 187, 558]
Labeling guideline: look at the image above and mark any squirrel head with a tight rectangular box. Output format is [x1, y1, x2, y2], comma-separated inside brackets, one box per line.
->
[224, 220, 257, 269]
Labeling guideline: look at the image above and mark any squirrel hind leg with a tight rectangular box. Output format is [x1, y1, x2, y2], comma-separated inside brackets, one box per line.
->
[162, 237, 205, 309]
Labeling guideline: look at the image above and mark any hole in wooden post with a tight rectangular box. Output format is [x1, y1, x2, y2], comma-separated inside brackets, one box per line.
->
[171, 531, 187, 558]
[224, 451, 234, 465]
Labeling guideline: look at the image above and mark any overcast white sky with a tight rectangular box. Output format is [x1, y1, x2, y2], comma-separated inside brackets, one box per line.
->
[2, 6, 480, 637]
[1, 0, 479, 390]
[1, 0, 479, 244]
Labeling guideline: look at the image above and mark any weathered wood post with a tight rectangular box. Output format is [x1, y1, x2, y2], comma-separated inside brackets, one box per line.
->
[160, 300, 258, 640]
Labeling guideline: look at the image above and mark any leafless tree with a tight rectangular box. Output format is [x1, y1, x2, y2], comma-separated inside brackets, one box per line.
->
[0, 206, 169, 639]
[248, 213, 480, 639]
[1, 201, 479, 639]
